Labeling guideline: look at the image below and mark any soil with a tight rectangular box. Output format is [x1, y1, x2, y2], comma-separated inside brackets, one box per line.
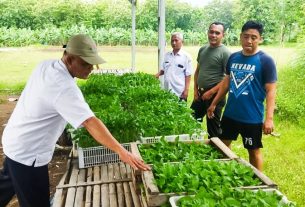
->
[0, 95, 70, 207]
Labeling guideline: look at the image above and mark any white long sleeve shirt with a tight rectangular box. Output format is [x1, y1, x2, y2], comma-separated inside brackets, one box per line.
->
[2, 60, 94, 167]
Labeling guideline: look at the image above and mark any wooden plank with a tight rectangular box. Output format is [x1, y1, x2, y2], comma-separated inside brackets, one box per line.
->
[130, 142, 142, 176]
[53, 156, 72, 207]
[101, 164, 110, 207]
[139, 188, 148, 207]
[120, 163, 132, 207]
[119, 162, 128, 179]
[85, 167, 93, 207]
[114, 163, 125, 207]
[131, 167, 141, 195]
[126, 163, 132, 179]
[210, 137, 239, 159]
[92, 166, 100, 207]
[129, 182, 141, 207]
[236, 158, 277, 188]
[65, 160, 79, 206]
[142, 170, 159, 195]
[108, 163, 118, 207]
[74, 169, 86, 207]
[56, 178, 132, 189]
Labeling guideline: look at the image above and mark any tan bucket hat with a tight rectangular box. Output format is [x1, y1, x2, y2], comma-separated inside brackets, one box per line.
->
[65, 34, 106, 65]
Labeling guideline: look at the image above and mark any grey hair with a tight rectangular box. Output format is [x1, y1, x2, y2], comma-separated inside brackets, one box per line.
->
[171, 32, 183, 41]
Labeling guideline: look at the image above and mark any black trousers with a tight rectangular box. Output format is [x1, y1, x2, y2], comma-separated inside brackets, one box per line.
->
[0, 156, 50, 207]
[190, 90, 226, 138]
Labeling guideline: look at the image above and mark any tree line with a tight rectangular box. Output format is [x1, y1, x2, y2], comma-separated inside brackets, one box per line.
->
[0, 0, 304, 46]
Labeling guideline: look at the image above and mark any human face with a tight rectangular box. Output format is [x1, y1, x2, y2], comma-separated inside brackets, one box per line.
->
[240, 29, 262, 56]
[208, 24, 224, 47]
[68, 55, 94, 79]
[171, 35, 183, 53]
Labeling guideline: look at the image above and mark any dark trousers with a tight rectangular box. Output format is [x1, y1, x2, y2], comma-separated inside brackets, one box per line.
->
[190, 91, 226, 138]
[0, 156, 50, 207]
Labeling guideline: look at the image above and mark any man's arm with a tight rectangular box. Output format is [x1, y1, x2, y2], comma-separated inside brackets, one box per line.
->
[202, 81, 222, 100]
[155, 70, 164, 78]
[263, 82, 276, 134]
[82, 116, 150, 171]
[193, 64, 199, 100]
[207, 75, 230, 118]
[181, 75, 191, 100]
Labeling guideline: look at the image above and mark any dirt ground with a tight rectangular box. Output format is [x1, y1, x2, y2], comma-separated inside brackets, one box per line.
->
[0, 95, 70, 207]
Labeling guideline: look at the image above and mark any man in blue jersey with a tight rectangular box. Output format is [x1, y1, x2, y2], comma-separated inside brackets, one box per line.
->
[207, 21, 277, 171]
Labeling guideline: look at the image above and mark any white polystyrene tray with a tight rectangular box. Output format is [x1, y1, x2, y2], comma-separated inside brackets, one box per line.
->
[169, 189, 292, 207]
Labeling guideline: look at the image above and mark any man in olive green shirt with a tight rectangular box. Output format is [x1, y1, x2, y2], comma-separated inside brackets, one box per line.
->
[191, 22, 231, 138]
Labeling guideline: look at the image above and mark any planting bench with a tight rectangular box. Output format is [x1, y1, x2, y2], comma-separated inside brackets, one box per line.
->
[53, 148, 146, 207]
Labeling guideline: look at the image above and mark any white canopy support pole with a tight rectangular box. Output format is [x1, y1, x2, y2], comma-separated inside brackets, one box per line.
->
[158, 0, 165, 72]
[131, 0, 136, 72]
[158, 0, 165, 88]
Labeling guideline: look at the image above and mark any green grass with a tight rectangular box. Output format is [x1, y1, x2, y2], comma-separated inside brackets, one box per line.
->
[0, 45, 304, 206]
[230, 122, 305, 206]
[0, 45, 296, 88]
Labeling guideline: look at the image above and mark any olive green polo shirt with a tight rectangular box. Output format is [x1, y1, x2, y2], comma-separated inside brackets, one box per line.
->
[197, 44, 231, 89]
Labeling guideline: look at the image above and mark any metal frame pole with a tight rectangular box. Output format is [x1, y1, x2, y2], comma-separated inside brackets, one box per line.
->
[131, 0, 136, 72]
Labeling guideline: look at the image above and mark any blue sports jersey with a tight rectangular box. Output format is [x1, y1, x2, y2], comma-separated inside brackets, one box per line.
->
[223, 51, 277, 124]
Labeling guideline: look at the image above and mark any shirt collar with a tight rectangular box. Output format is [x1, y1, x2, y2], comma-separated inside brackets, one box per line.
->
[58, 59, 74, 79]
[171, 49, 182, 56]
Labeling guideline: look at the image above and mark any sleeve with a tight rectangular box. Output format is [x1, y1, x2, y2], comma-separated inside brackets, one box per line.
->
[162, 53, 169, 72]
[54, 86, 95, 129]
[196, 47, 204, 63]
[225, 54, 234, 75]
[184, 55, 193, 76]
[261, 53, 277, 84]
[222, 48, 231, 73]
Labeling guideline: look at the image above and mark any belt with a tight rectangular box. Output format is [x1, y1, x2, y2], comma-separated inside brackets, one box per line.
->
[198, 84, 217, 96]
[199, 85, 216, 93]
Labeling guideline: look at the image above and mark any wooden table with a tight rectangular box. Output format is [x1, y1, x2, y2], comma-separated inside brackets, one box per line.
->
[53, 151, 145, 207]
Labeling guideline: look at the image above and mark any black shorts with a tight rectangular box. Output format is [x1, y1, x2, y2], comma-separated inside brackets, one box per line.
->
[220, 116, 263, 149]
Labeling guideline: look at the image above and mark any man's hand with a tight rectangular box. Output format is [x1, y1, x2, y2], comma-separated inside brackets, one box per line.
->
[263, 118, 274, 135]
[207, 104, 216, 119]
[180, 90, 188, 100]
[193, 88, 199, 100]
[155, 70, 164, 78]
[118, 148, 151, 171]
[202, 89, 215, 100]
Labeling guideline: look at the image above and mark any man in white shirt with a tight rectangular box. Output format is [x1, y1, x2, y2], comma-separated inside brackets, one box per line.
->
[0, 34, 150, 207]
[155, 32, 193, 101]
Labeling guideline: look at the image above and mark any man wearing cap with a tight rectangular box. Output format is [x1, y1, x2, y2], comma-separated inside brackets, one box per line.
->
[0, 34, 150, 207]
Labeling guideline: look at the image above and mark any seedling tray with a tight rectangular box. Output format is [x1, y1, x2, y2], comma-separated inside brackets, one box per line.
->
[169, 188, 293, 207]
[141, 159, 277, 206]
[132, 137, 238, 165]
[77, 143, 131, 168]
[140, 132, 206, 144]
[92, 68, 133, 75]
